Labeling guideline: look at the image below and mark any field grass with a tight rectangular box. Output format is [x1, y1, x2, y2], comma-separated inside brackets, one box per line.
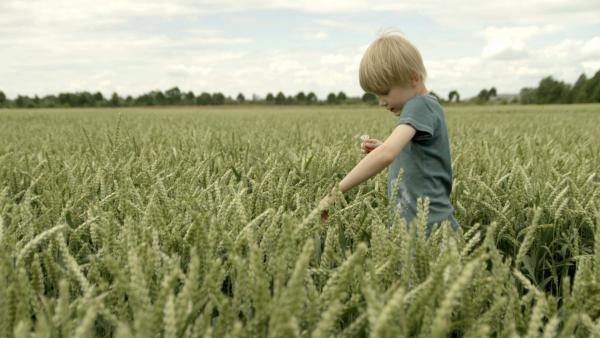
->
[1, 104, 600, 337]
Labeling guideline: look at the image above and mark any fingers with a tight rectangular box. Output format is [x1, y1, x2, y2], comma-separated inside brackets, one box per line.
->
[361, 141, 377, 149]
[360, 139, 380, 155]
[363, 139, 380, 146]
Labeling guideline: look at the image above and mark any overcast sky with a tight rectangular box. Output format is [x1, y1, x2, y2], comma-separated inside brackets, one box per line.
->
[1, 0, 599, 100]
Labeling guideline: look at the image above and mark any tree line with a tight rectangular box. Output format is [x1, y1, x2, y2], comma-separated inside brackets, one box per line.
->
[0, 88, 363, 108]
[0, 69, 598, 108]
[519, 70, 600, 104]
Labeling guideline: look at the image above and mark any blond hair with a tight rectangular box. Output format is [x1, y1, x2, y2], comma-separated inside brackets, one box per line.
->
[359, 28, 427, 95]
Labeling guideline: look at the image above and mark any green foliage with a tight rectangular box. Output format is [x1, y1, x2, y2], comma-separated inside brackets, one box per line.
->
[520, 70, 600, 104]
[448, 90, 460, 103]
[361, 92, 377, 105]
[0, 104, 599, 337]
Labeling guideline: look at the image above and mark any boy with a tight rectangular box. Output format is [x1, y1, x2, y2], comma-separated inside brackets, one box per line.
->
[319, 29, 460, 239]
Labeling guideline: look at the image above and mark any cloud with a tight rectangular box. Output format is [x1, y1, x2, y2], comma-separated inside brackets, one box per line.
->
[413, 0, 599, 28]
[320, 53, 352, 65]
[133, 0, 600, 28]
[479, 25, 560, 60]
[0, 0, 202, 24]
[166, 65, 213, 78]
[425, 34, 600, 98]
[314, 19, 378, 34]
[303, 31, 329, 40]
[582, 37, 600, 58]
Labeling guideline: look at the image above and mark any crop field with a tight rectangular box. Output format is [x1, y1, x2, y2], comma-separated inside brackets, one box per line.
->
[1, 104, 599, 337]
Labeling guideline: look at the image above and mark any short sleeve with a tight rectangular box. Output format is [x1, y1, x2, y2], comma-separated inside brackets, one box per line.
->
[396, 96, 438, 141]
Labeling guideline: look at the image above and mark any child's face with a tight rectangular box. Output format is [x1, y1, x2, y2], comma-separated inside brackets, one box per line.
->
[376, 79, 422, 116]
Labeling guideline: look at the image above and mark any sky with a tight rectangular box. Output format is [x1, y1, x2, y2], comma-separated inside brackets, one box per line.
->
[1, 0, 599, 100]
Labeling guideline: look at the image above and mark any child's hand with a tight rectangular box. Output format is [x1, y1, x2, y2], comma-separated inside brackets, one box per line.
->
[318, 190, 336, 224]
[320, 209, 329, 224]
[361, 139, 383, 155]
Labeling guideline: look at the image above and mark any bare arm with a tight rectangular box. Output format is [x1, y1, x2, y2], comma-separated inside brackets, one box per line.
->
[337, 124, 416, 193]
[319, 124, 417, 224]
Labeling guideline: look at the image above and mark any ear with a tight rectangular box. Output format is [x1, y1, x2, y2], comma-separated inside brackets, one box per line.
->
[410, 72, 421, 88]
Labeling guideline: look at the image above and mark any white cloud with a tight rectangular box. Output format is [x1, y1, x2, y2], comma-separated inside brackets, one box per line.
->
[320, 53, 351, 65]
[425, 35, 600, 98]
[0, 0, 202, 23]
[582, 37, 600, 58]
[314, 19, 379, 34]
[166, 65, 213, 77]
[303, 31, 329, 40]
[479, 25, 560, 60]
[137, 0, 599, 27]
[415, 0, 599, 28]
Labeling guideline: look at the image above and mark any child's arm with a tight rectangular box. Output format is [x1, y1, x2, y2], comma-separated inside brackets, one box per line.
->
[338, 124, 417, 193]
[318, 124, 416, 224]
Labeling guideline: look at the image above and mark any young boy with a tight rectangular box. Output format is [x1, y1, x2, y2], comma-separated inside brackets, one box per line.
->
[319, 29, 460, 239]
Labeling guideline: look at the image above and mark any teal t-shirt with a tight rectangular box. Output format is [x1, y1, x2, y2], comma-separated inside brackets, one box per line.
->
[387, 92, 459, 236]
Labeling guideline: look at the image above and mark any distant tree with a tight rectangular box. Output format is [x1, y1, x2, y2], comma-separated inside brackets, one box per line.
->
[295, 91, 306, 103]
[473, 87, 497, 103]
[570, 70, 600, 103]
[110, 93, 120, 107]
[212, 92, 225, 105]
[236, 92, 245, 103]
[274, 91, 286, 104]
[135, 92, 150, 106]
[519, 87, 537, 104]
[476, 89, 490, 103]
[165, 87, 182, 105]
[0, 91, 6, 106]
[448, 90, 460, 103]
[590, 70, 600, 102]
[56, 93, 69, 106]
[536, 76, 569, 104]
[306, 92, 318, 104]
[195, 92, 211, 105]
[154, 91, 166, 105]
[15, 95, 35, 108]
[15, 95, 24, 107]
[337, 91, 347, 103]
[265, 92, 275, 104]
[184, 91, 195, 105]
[80, 92, 94, 107]
[362, 92, 377, 104]
[326, 92, 337, 104]
[571, 74, 590, 103]
[41, 95, 58, 107]
[93, 92, 104, 106]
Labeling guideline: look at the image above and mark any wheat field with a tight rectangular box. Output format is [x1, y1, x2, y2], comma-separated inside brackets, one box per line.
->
[1, 104, 599, 337]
